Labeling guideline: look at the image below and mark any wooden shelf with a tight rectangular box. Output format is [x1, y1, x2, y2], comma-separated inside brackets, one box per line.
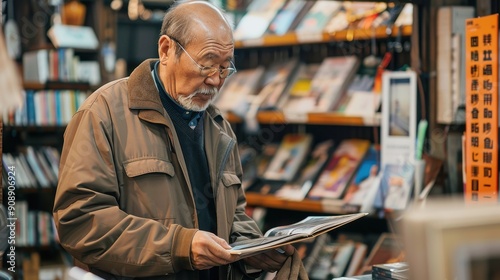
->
[225, 111, 381, 126]
[16, 187, 57, 194]
[235, 24, 412, 48]
[245, 192, 348, 214]
[23, 81, 92, 91]
[3, 125, 67, 133]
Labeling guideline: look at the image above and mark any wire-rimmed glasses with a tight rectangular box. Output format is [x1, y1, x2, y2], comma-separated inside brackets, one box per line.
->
[169, 36, 237, 79]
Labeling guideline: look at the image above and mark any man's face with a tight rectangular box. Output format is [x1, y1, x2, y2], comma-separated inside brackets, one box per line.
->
[161, 34, 235, 112]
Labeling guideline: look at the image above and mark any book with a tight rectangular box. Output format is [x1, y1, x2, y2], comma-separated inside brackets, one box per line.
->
[323, 9, 349, 34]
[267, 0, 314, 36]
[22, 49, 49, 83]
[309, 55, 360, 112]
[330, 241, 356, 278]
[78, 61, 101, 86]
[215, 66, 265, 117]
[262, 134, 313, 182]
[47, 24, 99, 50]
[280, 62, 321, 114]
[25, 146, 51, 188]
[344, 242, 368, 277]
[372, 262, 409, 280]
[228, 213, 368, 257]
[371, 3, 405, 28]
[294, 1, 342, 35]
[275, 140, 334, 201]
[233, 0, 287, 41]
[282, 56, 360, 115]
[308, 139, 371, 200]
[393, 3, 413, 27]
[255, 59, 300, 111]
[373, 162, 415, 211]
[343, 145, 380, 210]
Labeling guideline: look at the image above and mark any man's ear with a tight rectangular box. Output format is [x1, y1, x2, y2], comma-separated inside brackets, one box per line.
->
[158, 35, 171, 65]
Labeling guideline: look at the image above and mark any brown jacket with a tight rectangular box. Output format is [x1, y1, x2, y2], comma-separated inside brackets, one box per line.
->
[53, 59, 263, 279]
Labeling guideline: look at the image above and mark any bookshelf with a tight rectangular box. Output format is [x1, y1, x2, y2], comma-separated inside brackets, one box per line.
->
[1, 0, 116, 276]
[221, 1, 415, 219]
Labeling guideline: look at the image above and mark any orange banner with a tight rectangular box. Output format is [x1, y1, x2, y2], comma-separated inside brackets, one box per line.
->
[465, 14, 499, 202]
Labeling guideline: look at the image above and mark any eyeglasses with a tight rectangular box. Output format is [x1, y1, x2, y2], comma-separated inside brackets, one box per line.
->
[169, 36, 237, 79]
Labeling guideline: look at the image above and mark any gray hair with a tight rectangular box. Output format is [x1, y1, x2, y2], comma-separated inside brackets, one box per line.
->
[160, 1, 232, 58]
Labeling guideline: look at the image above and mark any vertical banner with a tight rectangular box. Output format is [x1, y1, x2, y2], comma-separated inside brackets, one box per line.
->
[465, 14, 499, 202]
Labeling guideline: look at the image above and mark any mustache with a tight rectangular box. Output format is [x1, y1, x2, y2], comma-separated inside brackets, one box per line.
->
[194, 87, 218, 96]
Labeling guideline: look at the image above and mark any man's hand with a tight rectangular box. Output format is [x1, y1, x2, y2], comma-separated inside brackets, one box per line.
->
[243, 244, 295, 272]
[191, 231, 240, 270]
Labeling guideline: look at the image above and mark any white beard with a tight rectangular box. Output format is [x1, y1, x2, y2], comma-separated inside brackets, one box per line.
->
[177, 87, 219, 112]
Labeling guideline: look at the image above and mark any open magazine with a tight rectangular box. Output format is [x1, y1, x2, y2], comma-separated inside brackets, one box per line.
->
[229, 213, 368, 257]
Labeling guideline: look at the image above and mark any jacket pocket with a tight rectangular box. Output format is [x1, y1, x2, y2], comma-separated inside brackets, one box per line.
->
[221, 172, 240, 225]
[121, 157, 177, 220]
[221, 172, 240, 188]
[123, 157, 174, 178]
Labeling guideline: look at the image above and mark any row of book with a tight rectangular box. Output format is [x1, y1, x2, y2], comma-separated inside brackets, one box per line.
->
[215, 53, 389, 122]
[23, 48, 101, 85]
[242, 133, 443, 214]
[14, 201, 57, 247]
[2, 89, 89, 126]
[2, 146, 61, 189]
[233, 0, 413, 41]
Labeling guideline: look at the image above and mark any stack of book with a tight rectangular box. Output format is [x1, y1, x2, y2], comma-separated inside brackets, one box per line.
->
[372, 262, 409, 280]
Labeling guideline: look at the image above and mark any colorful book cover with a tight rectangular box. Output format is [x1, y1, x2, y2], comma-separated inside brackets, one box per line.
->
[262, 134, 313, 182]
[309, 55, 360, 112]
[295, 1, 342, 34]
[373, 162, 415, 211]
[233, 0, 287, 41]
[267, 0, 313, 35]
[275, 140, 334, 200]
[343, 145, 381, 208]
[215, 66, 265, 117]
[257, 59, 300, 111]
[308, 139, 371, 199]
[280, 63, 321, 113]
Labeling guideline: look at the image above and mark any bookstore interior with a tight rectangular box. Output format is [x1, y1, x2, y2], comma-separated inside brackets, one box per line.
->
[1, 0, 500, 279]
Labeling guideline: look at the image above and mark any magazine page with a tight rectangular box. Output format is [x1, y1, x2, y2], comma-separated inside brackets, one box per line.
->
[264, 214, 366, 237]
[228, 213, 368, 257]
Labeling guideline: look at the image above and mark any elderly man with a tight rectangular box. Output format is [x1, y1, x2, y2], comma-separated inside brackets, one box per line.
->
[53, 1, 298, 279]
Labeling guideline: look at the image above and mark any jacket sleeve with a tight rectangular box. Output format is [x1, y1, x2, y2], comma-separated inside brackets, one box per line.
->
[53, 108, 197, 277]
